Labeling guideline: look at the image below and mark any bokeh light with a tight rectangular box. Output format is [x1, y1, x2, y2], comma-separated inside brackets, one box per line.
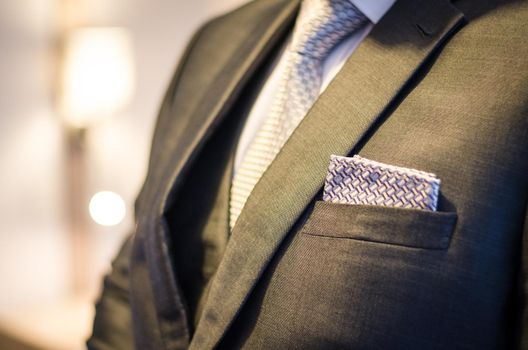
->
[88, 191, 126, 226]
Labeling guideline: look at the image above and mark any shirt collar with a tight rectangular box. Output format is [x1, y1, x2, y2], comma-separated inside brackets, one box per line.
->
[349, 0, 396, 24]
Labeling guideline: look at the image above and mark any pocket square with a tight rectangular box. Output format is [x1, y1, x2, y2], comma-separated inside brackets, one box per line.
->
[323, 155, 440, 211]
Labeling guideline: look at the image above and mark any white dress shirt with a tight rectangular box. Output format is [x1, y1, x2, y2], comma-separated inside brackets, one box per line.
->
[234, 0, 396, 173]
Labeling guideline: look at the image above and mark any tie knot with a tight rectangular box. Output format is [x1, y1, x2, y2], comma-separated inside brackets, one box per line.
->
[291, 0, 368, 60]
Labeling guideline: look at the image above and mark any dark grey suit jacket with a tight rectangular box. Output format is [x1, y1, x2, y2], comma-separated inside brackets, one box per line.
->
[87, 0, 528, 348]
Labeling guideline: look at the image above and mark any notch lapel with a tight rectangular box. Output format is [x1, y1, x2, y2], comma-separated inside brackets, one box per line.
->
[135, 0, 300, 347]
[191, 0, 466, 348]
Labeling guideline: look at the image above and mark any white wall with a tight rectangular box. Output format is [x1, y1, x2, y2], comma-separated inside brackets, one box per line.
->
[0, 0, 68, 310]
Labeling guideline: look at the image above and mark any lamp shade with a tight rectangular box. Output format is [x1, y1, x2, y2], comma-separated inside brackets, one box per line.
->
[59, 27, 134, 128]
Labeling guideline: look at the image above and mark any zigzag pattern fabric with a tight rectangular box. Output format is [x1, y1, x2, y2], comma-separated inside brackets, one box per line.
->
[323, 155, 440, 211]
[230, 0, 368, 230]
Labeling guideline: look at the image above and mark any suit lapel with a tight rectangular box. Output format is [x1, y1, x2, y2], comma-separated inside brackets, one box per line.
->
[137, 0, 301, 347]
[190, 0, 466, 348]
[155, 0, 301, 215]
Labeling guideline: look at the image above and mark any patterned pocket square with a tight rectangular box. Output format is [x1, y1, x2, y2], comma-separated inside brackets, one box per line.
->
[323, 155, 440, 211]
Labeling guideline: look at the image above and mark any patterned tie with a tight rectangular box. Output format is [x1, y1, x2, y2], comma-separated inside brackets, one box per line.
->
[230, 0, 368, 230]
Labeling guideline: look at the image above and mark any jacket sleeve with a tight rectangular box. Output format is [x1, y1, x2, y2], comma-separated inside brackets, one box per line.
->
[86, 234, 134, 350]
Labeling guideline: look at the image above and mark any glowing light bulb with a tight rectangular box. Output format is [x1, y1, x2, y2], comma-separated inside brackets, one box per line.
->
[89, 191, 126, 226]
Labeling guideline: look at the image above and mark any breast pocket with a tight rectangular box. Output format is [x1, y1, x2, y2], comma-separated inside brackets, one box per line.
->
[300, 201, 458, 250]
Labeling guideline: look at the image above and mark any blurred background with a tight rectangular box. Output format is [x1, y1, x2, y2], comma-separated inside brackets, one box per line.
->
[0, 0, 246, 348]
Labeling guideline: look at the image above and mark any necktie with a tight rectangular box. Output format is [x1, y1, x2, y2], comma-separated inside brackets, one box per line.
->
[230, 0, 368, 230]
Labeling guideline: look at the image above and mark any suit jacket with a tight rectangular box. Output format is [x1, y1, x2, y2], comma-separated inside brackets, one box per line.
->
[87, 0, 528, 348]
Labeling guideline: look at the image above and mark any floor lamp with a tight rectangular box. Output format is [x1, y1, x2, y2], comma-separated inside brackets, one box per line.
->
[58, 27, 134, 295]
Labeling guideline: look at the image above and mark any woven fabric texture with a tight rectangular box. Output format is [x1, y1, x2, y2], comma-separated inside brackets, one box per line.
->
[323, 155, 440, 211]
[229, 0, 368, 230]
